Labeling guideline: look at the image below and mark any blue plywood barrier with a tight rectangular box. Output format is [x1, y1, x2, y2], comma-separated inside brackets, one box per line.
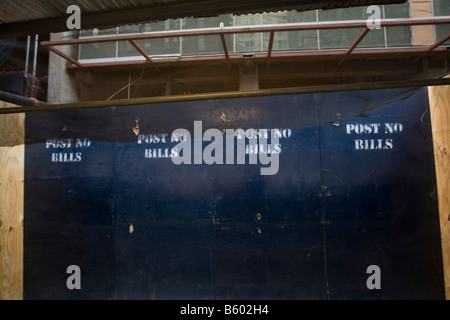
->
[24, 87, 445, 299]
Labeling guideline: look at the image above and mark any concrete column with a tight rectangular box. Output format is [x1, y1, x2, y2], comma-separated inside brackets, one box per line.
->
[47, 31, 79, 104]
[165, 76, 173, 96]
[239, 58, 259, 91]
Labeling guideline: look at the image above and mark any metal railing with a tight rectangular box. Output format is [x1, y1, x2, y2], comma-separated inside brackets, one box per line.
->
[41, 16, 450, 69]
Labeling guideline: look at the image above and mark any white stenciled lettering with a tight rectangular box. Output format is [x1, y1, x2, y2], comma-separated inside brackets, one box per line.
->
[346, 122, 402, 151]
[354, 139, 393, 150]
[140, 125, 291, 176]
[384, 123, 403, 134]
[75, 138, 91, 148]
[51, 152, 82, 163]
[144, 148, 174, 159]
[46, 137, 92, 163]
[245, 143, 281, 155]
[346, 123, 381, 135]
[138, 133, 168, 144]
[46, 139, 73, 148]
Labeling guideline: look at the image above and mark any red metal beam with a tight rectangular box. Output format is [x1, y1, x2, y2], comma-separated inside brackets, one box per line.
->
[261, 47, 449, 61]
[66, 47, 449, 70]
[47, 46, 82, 67]
[428, 32, 450, 51]
[220, 34, 231, 69]
[266, 31, 275, 68]
[338, 27, 371, 65]
[41, 17, 450, 47]
[129, 40, 152, 63]
[42, 16, 450, 70]
[412, 32, 450, 62]
[346, 27, 371, 55]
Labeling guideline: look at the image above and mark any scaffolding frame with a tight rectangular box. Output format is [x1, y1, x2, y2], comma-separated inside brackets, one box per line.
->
[41, 16, 450, 69]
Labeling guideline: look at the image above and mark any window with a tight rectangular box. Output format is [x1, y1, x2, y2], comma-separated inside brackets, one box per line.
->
[235, 14, 262, 52]
[182, 15, 232, 55]
[262, 10, 318, 51]
[198, 36, 206, 51]
[79, 27, 117, 60]
[433, 0, 450, 45]
[79, 4, 414, 62]
[384, 3, 411, 47]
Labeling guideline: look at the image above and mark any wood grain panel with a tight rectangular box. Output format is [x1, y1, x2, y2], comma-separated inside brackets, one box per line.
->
[429, 80, 450, 299]
[0, 102, 24, 300]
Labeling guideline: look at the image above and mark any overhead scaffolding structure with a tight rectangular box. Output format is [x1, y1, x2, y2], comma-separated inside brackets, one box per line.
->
[41, 16, 450, 69]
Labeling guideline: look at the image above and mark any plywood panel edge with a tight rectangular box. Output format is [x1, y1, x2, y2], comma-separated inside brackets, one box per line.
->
[429, 79, 450, 300]
[0, 102, 24, 300]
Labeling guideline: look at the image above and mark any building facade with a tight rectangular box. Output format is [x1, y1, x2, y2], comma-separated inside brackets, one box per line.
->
[45, 1, 449, 104]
